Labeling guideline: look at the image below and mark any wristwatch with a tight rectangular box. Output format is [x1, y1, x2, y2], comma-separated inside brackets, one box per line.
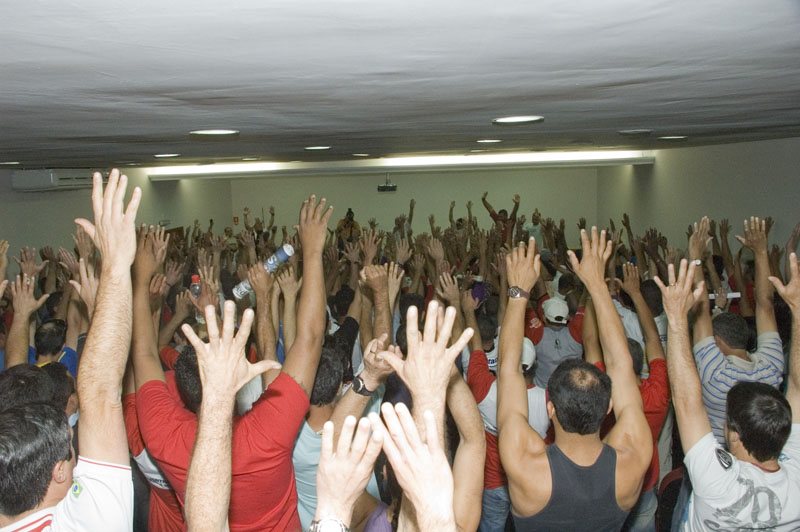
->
[508, 286, 531, 299]
[310, 518, 350, 532]
[352, 375, 374, 397]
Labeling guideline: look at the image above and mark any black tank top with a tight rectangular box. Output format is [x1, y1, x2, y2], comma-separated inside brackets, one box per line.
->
[512, 443, 629, 532]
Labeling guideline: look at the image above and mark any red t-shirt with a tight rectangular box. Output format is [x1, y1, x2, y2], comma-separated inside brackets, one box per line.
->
[123, 394, 185, 531]
[595, 358, 669, 493]
[160, 346, 181, 370]
[136, 372, 310, 531]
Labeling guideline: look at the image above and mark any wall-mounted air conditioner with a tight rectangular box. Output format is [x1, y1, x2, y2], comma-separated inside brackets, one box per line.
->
[11, 169, 103, 192]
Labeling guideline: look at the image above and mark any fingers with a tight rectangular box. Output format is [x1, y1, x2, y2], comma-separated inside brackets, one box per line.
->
[234, 308, 255, 355]
[321, 420, 335, 462]
[446, 327, 474, 360]
[405, 305, 421, 349]
[337, 416, 357, 456]
[181, 323, 205, 353]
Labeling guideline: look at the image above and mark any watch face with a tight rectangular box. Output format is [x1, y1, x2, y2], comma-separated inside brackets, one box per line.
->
[312, 518, 348, 532]
[353, 377, 364, 392]
[509, 286, 520, 298]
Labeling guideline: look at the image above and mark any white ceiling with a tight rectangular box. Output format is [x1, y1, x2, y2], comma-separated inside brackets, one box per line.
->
[2, 0, 800, 169]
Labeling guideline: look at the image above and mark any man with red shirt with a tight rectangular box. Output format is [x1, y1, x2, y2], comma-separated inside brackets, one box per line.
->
[462, 292, 549, 532]
[133, 195, 332, 531]
[584, 263, 669, 531]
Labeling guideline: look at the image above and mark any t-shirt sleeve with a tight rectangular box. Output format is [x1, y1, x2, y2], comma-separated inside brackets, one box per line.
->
[693, 336, 725, 385]
[122, 394, 144, 456]
[754, 332, 785, 376]
[466, 350, 495, 403]
[247, 372, 310, 452]
[53, 457, 133, 532]
[780, 424, 800, 461]
[58, 347, 78, 378]
[159, 346, 180, 370]
[524, 307, 544, 345]
[684, 432, 739, 500]
[645, 358, 670, 402]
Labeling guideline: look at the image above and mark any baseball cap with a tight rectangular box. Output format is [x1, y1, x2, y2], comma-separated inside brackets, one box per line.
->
[542, 298, 569, 325]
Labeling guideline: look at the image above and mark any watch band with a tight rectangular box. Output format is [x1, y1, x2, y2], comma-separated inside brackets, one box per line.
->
[352, 375, 374, 396]
[508, 285, 531, 299]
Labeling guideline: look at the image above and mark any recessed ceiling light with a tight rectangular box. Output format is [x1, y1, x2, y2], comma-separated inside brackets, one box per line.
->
[352, 153, 370, 157]
[618, 129, 653, 136]
[0, 161, 20, 165]
[190, 129, 240, 136]
[154, 153, 181, 158]
[305, 146, 331, 151]
[477, 139, 502, 144]
[492, 116, 544, 125]
[658, 135, 687, 140]
[241, 157, 260, 161]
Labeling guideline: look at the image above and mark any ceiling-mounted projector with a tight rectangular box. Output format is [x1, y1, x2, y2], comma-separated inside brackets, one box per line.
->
[377, 175, 397, 192]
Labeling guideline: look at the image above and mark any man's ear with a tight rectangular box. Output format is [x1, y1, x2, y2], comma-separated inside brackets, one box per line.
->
[546, 401, 555, 420]
[606, 398, 614, 416]
[52, 461, 68, 484]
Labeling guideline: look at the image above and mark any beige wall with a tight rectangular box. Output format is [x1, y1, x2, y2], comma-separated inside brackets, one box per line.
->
[229, 167, 599, 248]
[0, 168, 232, 264]
[597, 136, 800, 248]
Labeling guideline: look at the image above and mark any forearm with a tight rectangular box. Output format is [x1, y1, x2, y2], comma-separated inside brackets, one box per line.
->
[630, 292, 664, 360]
[295, 255, 325, 348]
[186, 396, 235, 532]
[667, 316, 710, 450]
[754, 250, 773, 307]
[372, 288, 392, 343]
[585, 280, 633, 378]
[54, 282, 74, 321]
[282, 297, 298, 352]
[132, 279, 162, 389]
[330, 389, 372, 444]
[463, 308, 482, 353]
[5, 312, 32, 369]
[498, 299, 526, 376]
[158, 312, 187, 349]
[44, 266, 57, 294]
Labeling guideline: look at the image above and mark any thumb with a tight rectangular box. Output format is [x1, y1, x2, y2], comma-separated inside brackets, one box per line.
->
[249, 359, 281, 376]
[379, 349, 404, 376]
[36, 293, 50, 308]
[68, 280, 82, 295]
[767, 276, 785, 292]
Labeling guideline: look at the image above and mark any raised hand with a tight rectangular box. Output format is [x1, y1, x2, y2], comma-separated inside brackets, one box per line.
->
[380, 300, 473, 402]
[314, 415, 383, 528]
[368, 218, 378, 230]
[764, 216, 775, 236]
[198, 263, 221, 296]
[567, 228, 613, 289]
[134, 226, 161, 283]
[425, 238, 445, 263]
[368, 403, 456, 530]
[39, 246, 57, 264]
[182, 301, 280, 400]
[505, 237, 540, 293]
[577, 217, 587, 231]
[10, 273, 49, 317]
[736, 216, 768, 253]
[621, 212, 631, 229]
[149, 273, 169, 312]
[360, 264, 388, 294]
[361, 335, 396, 390]
[719, 218, 730, 238]
[617, 262, 641, 297]
[173, 289, 193, 321]
[386, 262, 405, 305]
[513, 194, 520, 205]
[75, 169, 141, 271]
[14, 247, 47, 278]
[436, 272, 460, 304]
[343, 242, 361, 264]
[460, 290, 480, 312]
[395, 238, 412, 265]
[0, 240, 8, 279]
[688, 217, 712, 260]
[296, 194, 333, 255]
[276, 266, 301, 300]
[152, 225, 169, 266]
[58, 247, 80, 279]
[360, 229, 381, 266]
[164, 259, 185, 287]
[654, 259, 706, 320]
[69, 258, 99, 318]
[770, 252, 800, 309]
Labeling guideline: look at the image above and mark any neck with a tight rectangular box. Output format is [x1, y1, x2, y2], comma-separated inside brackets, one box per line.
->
[725, 348, 749, 361]
[553, 428, 604, 466]
[37, 353, 59, 364]
[306, 403, 334, 432]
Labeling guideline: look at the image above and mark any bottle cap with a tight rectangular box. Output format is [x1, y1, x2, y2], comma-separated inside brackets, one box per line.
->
[191, 274, 200, 283]
[282, 244, 295, 256]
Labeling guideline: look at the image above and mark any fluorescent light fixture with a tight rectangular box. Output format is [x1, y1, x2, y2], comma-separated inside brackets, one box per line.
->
[190, 129, 240, 136]
[148, 149, 654, 180]
[477, 139, 502, 143]
[658, 135, 687, 140]
[492, 116, 544, 125]
[0, 161, 20, 165]
[241, 157, 259, 161]
[470, 149, 488, 153]
[305, 146, 331, 151]
[352, 153, 370, 157]
[154, 153, 181, 158]
[618, 129, 653, 136]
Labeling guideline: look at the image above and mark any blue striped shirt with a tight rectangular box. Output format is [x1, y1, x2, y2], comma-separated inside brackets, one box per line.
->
[693, 332, 784, 443]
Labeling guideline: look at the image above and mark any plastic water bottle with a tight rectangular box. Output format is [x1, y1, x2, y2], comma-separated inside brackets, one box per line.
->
[232, 244, 294, 299]
[189, 275, 205, 323]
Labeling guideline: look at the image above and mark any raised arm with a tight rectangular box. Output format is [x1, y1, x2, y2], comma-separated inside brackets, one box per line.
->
[688, 217, 714, 340]
[248, 263, 280, 387]
[276, 266, 300, 352]
[460, 291, 483, 353]
[6, 274, 48, 368]
[655, 260, 711, 451]
[184, 302, 279, 532]
[281, 195, 333, 396]
[132, 228, 167, 390]
[74, 170, 141, 465]
[582, 298, 603, 365]
[737, 216, 778, 334]
[362, 265, 392, 342]
[619, 263, 665, 362]
[447, 372, 485, 532]
[497, 238, 545, 460]
[158, 290, 192, 349]
[769, 253, 800, 421]
[567, 228, 651, 470]
[481, 191, 495, 216]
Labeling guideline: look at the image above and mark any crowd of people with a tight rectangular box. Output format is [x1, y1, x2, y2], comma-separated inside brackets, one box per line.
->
[0, 171, 798, 532]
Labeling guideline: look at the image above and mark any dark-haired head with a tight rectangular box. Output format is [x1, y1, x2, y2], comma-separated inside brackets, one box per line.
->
[34, 320, 67, 357]
[0, 365, 56, 412]
[310, 346, 346, 407]
[0, 402, 73, 516]
[548, 358, 611, 435]
[712, 312, 750, 351]
[174, 346, 202, 413]
[726, 382, 791, 462]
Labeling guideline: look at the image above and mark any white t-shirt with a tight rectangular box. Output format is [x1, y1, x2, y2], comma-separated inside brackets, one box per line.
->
[0, 457, 133, 532]
[681, 426, 800, 531]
